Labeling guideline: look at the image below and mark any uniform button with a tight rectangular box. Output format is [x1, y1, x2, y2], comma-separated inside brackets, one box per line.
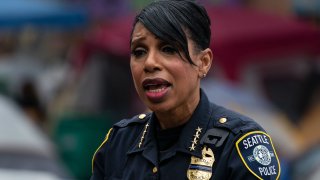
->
[139, 114, 146, 119]
[219, 117, 227, 124]
[152, 167, 158, 174]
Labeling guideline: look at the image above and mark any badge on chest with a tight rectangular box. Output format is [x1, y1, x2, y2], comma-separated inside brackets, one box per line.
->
[187, 146, 215, 180]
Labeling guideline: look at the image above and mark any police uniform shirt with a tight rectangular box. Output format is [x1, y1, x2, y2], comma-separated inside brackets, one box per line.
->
[91, 90, 281, 180]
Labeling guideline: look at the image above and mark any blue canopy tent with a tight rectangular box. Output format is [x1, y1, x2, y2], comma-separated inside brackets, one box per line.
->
[0, 0, 88, 29]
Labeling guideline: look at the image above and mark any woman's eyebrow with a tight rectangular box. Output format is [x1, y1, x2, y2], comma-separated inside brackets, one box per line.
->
[131, 36, 146, 46]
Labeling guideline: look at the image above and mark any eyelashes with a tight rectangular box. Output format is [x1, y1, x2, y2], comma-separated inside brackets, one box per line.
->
[131, 44, 178, 58]
[161, 45, 178, 55]
[131, 48, 147, 58]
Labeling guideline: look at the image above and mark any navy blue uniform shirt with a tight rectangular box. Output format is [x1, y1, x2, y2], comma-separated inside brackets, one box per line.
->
[91, 90, 281, 180]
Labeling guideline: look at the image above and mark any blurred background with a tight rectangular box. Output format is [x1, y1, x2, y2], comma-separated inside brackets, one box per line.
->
[0, 0, 319, 179]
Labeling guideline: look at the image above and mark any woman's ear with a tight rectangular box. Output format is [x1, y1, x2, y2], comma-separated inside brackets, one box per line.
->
[198, 48, 213, 78]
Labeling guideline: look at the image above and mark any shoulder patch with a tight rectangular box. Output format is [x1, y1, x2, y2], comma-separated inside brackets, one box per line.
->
[236, 131, 281, 180]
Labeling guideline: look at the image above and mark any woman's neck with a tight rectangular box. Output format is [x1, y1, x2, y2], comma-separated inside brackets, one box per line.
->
[155, 95, 200, 129]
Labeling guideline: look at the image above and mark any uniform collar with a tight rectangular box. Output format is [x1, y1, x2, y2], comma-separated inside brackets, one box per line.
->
[176, 89, 213, 158]
[127, 89, 213, 160]
[127, 112, 158, 166]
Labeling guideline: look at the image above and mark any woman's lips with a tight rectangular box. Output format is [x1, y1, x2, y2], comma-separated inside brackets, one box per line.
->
[142, 78, 171, 103]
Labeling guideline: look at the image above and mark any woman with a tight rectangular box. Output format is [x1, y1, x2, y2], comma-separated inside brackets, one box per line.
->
[91, 0, 281, 179]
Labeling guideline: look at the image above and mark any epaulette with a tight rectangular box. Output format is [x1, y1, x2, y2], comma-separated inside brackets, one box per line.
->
[114, 112, 151, 128]
[211, 104, 262, 134]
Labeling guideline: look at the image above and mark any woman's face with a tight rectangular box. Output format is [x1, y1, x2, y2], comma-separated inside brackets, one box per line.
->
[130, 23, 204, 114]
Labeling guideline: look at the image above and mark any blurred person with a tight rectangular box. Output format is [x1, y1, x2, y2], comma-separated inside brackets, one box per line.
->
[91, 0, 281, 179]
[297, 64, 320, 151]
[14, 79, 46, 128]
[290, 63, 320, 180]
[0, 93, 72, 180]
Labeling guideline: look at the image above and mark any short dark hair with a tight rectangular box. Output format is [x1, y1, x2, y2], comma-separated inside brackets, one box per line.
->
[131, 0, 211, 65]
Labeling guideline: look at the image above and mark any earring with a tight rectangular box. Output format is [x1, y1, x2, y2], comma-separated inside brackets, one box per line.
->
[202, 73, 206, 78]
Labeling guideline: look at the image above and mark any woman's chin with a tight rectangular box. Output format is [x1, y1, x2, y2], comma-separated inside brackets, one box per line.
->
[146, 101, 172, 114]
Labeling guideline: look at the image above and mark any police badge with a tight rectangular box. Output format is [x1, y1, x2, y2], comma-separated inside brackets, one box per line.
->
[187, 146, 215, 180]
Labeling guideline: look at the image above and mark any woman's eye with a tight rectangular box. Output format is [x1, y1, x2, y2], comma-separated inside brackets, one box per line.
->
[131, 48, 146, 57]
[162, 45, 177, 54]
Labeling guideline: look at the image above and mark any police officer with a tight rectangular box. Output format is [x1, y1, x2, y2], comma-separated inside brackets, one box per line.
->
[91, 0, 281, 179]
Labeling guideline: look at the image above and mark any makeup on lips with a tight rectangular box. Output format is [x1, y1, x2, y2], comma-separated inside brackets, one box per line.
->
[142, 78, 172, 103]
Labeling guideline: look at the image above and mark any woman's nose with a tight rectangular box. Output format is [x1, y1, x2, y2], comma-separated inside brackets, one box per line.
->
[143, 51, 161, 73]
